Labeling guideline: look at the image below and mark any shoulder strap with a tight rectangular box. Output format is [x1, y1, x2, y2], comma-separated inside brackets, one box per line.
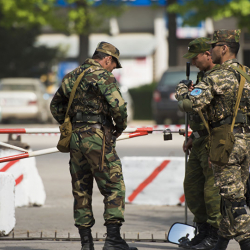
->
[198, 111, 210, 135]
[197, 65, 247, 134]
[229, 64, 250, 83]
[64, 68, 89, 120]
[231, 65, 246, 131]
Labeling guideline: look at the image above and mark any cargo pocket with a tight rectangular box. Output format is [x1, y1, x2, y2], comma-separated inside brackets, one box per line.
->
[105, 148, 123, 184]
[209, 124, 235, 166]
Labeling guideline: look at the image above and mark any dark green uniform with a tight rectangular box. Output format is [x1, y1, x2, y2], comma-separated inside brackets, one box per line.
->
[50, 58, 127, 229]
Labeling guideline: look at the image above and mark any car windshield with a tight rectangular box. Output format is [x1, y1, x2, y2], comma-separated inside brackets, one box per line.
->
[0, 84, 36, 91]
[160, 71, 198, 86]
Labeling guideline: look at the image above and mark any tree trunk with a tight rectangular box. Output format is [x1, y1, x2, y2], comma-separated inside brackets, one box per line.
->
[167, 0, 177, 67]
[78, 33, 89, 64]
[76, 0, 89, 65]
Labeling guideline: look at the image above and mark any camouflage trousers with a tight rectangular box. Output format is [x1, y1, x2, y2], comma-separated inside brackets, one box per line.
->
[184, 136, 221, 228]
[69, 125, 125, 229]
[213, 133, 250, 242]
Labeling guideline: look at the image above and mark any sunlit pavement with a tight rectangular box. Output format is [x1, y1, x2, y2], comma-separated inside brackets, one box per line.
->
[0, 121, 241, 250]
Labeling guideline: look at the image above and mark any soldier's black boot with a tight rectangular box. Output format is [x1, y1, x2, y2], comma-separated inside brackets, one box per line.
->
[179, 222, 209, 249]
[239, 238, 250, 250]
[103, 224, 138, 250]
[79, 227, 94, 250]
[191, 225, 218, 249]
[211, 236, 229, 250]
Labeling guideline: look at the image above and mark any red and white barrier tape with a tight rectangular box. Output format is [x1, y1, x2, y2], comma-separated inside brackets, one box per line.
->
[0, 142, 28, 152]
[0, 131, 149, 163]
[0, 125, 189, 135]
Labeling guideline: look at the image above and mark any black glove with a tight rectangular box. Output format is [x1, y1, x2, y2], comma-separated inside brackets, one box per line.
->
[179, 80, 193, 87]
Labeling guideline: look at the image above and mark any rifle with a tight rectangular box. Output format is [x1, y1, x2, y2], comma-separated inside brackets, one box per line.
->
[184, 62, 190, 224]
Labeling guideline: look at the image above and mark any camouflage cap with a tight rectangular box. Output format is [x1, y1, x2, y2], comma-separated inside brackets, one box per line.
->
[207, 29, 241, 44]
[183, 37, 211, 59]
[95, 41, 122, 68]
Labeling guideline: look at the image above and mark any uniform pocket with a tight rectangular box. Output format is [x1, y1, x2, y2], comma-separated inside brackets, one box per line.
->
[209, 124, 235, 166]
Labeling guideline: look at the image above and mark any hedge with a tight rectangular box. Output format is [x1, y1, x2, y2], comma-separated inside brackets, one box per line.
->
[128, 82, 156, 120]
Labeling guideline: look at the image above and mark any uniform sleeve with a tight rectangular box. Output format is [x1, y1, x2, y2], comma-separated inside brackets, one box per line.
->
[176, 76, 214, 113]
[50, 86, 69, 125]
[175, 83, 189, 101]
[98, 76, 127, 133]
[188, 76, 214, 112]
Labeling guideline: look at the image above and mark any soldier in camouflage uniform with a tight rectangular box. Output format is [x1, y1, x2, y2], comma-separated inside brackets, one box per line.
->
[50, 42, 138, 250]
[176, 38, 221, 250]
[175, 30, 250, 250]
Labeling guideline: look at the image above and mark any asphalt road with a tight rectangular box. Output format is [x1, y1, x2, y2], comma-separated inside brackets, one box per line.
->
[0, 121, 240, 249]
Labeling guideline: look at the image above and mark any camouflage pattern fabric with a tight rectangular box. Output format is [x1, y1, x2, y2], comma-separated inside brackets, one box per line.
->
[176, 58, 250, 242]
[70, 126, 125, 228]
[183, 37, 211, 59]
[176, 59, 250, 121]
[184, 135, 221, 228]
[213, 133, 250, 241]
[50, 58, 127, 133]
[176, 67, 221, 229]
[96, 41, 122, 68]
[207, 29, 241, 44]
[176, 65, 220, 133]
[50, 58, 128, 228]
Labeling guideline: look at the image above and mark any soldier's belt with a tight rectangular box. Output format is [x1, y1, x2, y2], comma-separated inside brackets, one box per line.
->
[210, 114, 250, 128]
[72, 112, 105, 124]
[72, 123, 102, 130]
[233, 126, 250, 134]
[192, 129, 209, 139]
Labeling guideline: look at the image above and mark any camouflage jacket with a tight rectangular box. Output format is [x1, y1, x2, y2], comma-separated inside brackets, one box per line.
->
[176, 59, 250, 123]
[50, 59, 127, 133]
[176, 66, 218, 138]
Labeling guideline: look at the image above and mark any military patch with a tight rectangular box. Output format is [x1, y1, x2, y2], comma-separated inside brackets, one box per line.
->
[190, 88, 202, 96]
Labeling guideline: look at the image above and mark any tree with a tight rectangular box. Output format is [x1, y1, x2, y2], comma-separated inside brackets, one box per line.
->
[0, 25, 63, 79]
[167, 0, 177, 66]
[167, 0, 250, 30]
[0, 0, 127, 64]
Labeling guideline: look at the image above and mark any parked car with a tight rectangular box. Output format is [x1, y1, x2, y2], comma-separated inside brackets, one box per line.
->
[152, 66, 199, 124]
[0, 78, 50, 123]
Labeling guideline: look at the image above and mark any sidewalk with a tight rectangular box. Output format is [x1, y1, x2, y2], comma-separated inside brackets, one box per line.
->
[0, 237, 240, 249]
[0, 121, 241, 250]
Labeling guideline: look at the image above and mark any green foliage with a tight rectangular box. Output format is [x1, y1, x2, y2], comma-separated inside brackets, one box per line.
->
[167, 0, 250, 30]
[0, 0, 128, 69]
[0, 0, 56, 28]
[0, 26, 63, 78]
[0, 0, 127, 35]
[129, 83, 157, 120]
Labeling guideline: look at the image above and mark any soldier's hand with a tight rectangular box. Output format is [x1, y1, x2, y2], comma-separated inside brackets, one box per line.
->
[208, 157, 212, 168]
[179, 80, 193, 87]
[113, 131, 122, 138]
[188, 83, 194, 92]
[183, 137, 193, 154]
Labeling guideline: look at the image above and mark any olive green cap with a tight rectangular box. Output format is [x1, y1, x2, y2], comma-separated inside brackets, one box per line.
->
[95, 41, 122, 68]
[183, 37, 211, 59]
[207, 29, 241, 44]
